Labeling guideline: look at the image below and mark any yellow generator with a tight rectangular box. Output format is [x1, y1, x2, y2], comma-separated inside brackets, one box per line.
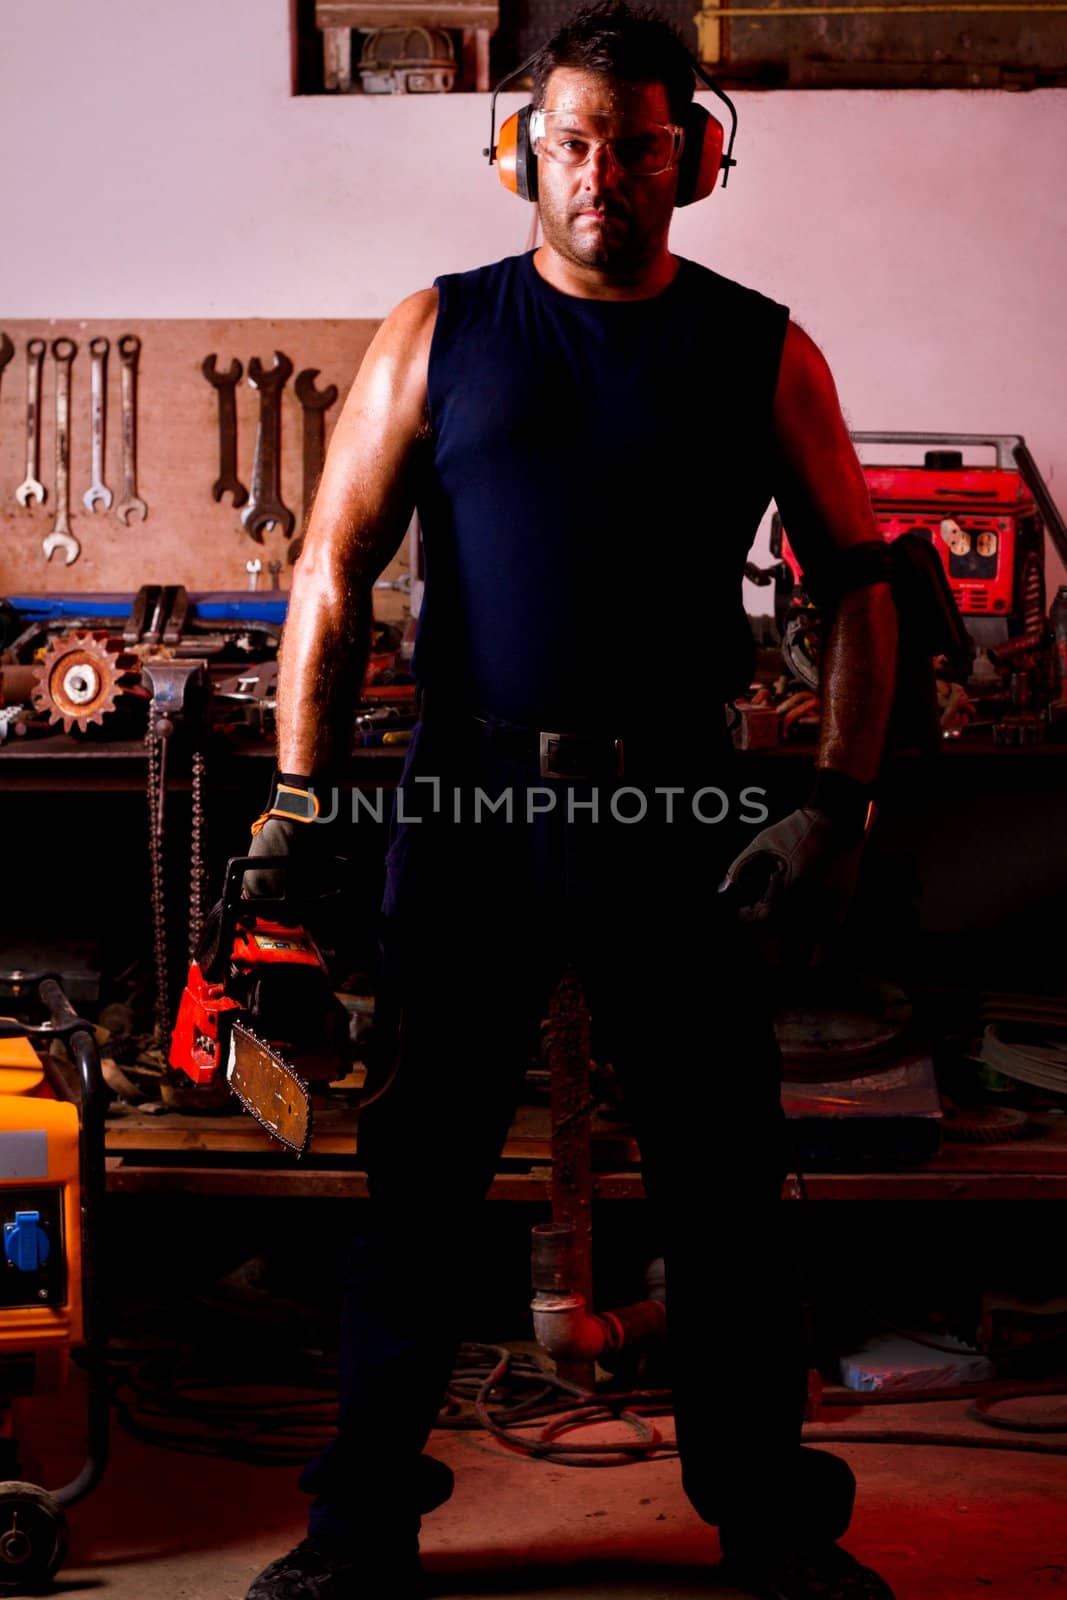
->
[0, 977, 108, 1594]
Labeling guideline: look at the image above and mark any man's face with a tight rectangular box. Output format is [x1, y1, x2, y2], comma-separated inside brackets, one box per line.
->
[535, 69, 680, 275]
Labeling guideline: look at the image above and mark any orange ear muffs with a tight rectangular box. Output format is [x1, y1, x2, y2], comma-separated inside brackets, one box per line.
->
[675, 103, 724, 207]
[494, 99, 723, 207]
[495, 106, 538, 202]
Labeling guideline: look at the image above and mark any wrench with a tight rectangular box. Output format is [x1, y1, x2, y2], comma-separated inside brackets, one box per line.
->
[242, 351, 294, 542]
[0, 334, 13, 499]
[201, 354, 248, 507]
[83, 336, 113, 512]
[288, 366, 339, 564]
[113, 333, 148, 524]
[14, 338, 46, 507]
[246, 558, 262, 591]
[42, 338, 80, 565]
[0, 333, 13, 457]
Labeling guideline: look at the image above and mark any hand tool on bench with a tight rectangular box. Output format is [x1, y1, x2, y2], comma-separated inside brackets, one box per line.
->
[201, 354, 247, 507]
[242, 351, 294, 542]
[42, 339, 80, 565]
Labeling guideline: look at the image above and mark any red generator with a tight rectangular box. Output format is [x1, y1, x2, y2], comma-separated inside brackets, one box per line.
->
[771, 432, 1067, 646]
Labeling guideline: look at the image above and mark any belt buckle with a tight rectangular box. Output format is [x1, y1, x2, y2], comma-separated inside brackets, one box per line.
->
[538, 730, 625, 781]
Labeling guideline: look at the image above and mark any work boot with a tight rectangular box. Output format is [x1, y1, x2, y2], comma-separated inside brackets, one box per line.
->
[244, 1534, 427, 1599]
[717, 1540, 895, 1600]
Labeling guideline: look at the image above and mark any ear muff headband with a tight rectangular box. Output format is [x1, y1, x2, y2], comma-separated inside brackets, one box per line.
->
[485, 51, 738, 207]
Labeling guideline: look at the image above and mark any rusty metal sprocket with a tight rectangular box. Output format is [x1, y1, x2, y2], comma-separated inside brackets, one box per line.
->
[31, 630, 143, 732]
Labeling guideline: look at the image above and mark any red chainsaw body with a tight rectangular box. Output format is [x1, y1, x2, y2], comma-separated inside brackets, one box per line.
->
[169, 964, 243, 1085]
[169, 918, 330, 1087]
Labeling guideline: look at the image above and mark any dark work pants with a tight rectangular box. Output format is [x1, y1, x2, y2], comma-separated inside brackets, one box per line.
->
[299, 719, 856, 1556]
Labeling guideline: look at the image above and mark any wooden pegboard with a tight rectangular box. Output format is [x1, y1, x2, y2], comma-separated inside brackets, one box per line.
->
[0, 319, 395, 599]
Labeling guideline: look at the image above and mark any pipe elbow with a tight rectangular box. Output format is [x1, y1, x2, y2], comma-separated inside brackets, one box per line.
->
[532, 1294, 611, 1360]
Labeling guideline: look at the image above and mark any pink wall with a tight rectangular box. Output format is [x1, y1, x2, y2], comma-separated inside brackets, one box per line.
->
[3, 0, 1066, 596]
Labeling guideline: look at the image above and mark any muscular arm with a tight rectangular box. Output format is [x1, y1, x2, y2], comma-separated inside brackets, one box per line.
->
[276, 289, 437, 779]
[771, 321, 898, 786]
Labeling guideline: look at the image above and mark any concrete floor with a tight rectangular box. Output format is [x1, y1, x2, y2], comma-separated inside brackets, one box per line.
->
[15, 1378, 1067, 1599]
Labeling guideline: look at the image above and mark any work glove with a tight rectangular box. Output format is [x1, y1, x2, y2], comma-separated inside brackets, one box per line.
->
[719, 772, 872, 971]
[244, 772, 323, 901]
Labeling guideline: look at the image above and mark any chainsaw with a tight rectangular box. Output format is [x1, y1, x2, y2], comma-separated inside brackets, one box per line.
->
[168, 856, 351, 1156]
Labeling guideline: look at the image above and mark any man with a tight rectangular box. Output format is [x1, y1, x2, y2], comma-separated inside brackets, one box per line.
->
[245, 5, 899, 1597]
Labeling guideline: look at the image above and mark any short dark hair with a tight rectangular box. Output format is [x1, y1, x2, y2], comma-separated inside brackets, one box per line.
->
[529, 1, 695, 125]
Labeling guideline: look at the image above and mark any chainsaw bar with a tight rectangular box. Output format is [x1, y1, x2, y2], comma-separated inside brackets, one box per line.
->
[227, 1021, 312, 1156]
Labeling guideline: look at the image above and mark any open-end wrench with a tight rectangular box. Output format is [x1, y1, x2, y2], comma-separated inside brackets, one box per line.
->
[14, 338, 46, 507]
[42, 339, 80, 565]
[0, 333, 13, 452]
[242, 351, 294, 542]
[113, 334, 147, 524]
[288, 367, 339, 564]
[83, 336, 113, 512]
[201, 354, 248, 507]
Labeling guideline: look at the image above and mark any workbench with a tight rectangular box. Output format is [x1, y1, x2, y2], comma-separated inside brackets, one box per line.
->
[102, 1096, 1067, 1201]
[5, 729, 1067, 1202]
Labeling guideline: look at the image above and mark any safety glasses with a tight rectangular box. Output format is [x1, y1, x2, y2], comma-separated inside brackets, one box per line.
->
[528, 109, 685, 177]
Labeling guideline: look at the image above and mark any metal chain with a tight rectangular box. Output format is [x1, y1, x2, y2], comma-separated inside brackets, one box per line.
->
[146, 715, 171, 1044]
[189, 747, 206, 963]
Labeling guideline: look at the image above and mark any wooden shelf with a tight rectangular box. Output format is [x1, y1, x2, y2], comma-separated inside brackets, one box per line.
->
[103, 1098, 1067, 1201]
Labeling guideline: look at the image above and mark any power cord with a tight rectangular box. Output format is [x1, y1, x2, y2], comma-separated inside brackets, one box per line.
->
[110, 1340, 1067, 1467]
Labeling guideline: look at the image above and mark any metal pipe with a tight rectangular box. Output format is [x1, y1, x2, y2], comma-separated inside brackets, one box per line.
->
[532, 1293, 667, 1360]
[531, 1224, 666, 1364]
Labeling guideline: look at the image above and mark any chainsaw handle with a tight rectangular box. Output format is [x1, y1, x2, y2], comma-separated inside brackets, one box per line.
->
[223, 853, 351, 905]
[201, 855, 351, 985]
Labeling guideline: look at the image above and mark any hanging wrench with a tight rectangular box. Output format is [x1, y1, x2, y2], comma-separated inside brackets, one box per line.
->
[201, 354, 248, 507]
[0, 334, 13, 464]
[42, 338, 80, 565]
[83, 336, 113, 512]
[242, 351, 294, 542]
[113, 333, 147, 524]
[288, 367, 339, 564]
[15, 339, 46, 507]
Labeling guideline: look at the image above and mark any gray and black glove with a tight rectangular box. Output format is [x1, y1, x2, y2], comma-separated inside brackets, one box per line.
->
[719, 770, 872, 967]
[245, 771, 323, 900]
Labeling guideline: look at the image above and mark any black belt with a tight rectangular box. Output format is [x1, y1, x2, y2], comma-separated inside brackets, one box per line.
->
[420, 707, 729, 782]
[471, 719, 627, 780]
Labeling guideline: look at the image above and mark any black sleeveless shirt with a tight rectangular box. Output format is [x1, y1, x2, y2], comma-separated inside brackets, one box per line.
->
[414, 249, 789, 731]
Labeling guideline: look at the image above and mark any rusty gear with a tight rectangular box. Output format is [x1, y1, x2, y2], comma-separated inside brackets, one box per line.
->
[31, 630, 143, 732]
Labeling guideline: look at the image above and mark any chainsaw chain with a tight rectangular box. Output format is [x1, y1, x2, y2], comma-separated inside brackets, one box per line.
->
[189, 747, 207, 963]
[146, 715, 206, 1044]
[146, 714, 170, 1043]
